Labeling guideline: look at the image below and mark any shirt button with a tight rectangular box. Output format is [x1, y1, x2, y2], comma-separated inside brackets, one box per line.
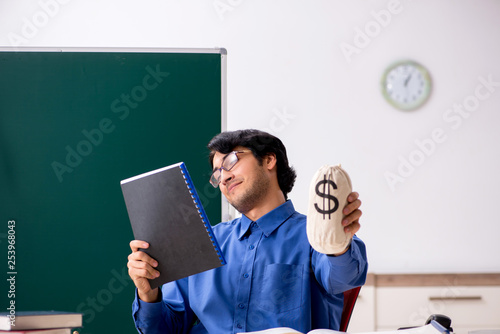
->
[249, 245, 255, 250]
[238, 303, 245, 309]
[243, 273, 249, 278]
[237, 324, 243, 329]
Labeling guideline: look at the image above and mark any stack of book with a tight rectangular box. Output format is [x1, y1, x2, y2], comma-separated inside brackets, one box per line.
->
[0, 311, 82, 334]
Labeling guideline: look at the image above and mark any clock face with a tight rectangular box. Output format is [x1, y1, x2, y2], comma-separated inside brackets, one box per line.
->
[381, 60, 432, 111]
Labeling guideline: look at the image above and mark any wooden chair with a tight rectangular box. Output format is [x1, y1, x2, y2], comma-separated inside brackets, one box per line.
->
[339, 286, 362, 332]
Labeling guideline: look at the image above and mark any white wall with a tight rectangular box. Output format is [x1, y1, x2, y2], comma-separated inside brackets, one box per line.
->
[2, 0, 499, 274]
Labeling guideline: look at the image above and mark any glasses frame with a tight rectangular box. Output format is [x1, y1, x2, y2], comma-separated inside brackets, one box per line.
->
[210, 150, 251, 187]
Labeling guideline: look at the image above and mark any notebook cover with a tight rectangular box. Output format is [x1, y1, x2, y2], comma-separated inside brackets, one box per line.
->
[120, 162, 225, 288]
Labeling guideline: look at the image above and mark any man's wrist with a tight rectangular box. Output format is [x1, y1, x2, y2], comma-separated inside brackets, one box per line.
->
[138, 288, 161, 303]
[329, 237, 352, 257]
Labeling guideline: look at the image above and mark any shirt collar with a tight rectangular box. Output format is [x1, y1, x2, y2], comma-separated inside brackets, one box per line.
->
[237, 200, 296, 240]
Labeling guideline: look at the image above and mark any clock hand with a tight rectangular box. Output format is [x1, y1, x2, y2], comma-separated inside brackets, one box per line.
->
[404, 74, 412, 87]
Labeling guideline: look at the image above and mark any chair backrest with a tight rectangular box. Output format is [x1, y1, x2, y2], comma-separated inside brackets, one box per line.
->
[339, 286, 362, 332]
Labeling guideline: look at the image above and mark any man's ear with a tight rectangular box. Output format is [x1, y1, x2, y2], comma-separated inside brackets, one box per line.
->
[265, 153, 278, 171]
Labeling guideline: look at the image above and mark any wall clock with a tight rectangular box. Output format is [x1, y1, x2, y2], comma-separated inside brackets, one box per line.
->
[381, 60, 432, 111]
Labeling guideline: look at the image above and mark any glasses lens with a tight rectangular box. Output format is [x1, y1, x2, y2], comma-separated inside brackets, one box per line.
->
[210, 151, 241, 187]
[223, 151, 239, 171]
[210, 171, 219, 187]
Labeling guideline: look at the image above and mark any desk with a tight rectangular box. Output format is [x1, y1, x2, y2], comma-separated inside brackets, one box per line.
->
[348, 273, 500, 334]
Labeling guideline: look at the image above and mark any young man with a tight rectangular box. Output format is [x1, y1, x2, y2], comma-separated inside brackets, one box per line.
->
[127, 129, 368, 333]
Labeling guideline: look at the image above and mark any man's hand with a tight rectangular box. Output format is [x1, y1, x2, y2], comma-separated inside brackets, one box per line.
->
[330, 192, 362, 256]
[127, 240, 161, 303]
[341, 191, 362, 238]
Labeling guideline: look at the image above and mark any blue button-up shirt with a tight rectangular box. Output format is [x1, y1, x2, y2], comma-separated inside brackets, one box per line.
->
[132, 200, 368, 334]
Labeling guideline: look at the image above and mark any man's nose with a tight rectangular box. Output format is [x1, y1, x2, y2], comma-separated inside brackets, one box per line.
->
[220, 169, 234, 185]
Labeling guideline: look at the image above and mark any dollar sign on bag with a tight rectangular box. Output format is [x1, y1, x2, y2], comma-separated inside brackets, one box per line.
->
[314, 175, 339, 219]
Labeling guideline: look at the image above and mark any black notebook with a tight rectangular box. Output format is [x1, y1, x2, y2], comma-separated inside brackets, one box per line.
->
[120, 162, 226, 288]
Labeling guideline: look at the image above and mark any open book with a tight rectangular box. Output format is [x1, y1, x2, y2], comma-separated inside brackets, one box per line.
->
[240, 321, 449, 334]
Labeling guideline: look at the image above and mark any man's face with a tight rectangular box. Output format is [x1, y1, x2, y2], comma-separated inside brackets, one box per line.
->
[212, 146, 270, 214]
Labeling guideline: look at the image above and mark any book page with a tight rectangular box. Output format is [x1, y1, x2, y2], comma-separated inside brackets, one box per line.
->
[310, 323, 445, 334]
[241, 323, 445, 334]
[308, 329, 342, 334]
[240, 327, 302, 334]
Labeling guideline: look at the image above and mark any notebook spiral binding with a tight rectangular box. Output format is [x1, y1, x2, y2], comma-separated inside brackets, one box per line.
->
[179, 163, 226, 265]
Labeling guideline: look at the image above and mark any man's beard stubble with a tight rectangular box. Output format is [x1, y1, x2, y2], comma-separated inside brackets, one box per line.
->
[228, 166, 269, 215]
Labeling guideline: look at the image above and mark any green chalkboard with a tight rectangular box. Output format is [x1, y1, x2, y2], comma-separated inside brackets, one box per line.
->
[0, 47, 225, 333]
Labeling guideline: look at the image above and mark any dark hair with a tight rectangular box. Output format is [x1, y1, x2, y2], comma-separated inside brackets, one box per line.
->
[207, 129, 297, 199]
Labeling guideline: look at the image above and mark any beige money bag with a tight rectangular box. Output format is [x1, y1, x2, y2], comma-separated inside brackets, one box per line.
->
[307, 164, 352, 254]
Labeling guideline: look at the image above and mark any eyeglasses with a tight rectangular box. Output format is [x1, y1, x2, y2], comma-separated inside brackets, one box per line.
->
[210, 150, 250, 187]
